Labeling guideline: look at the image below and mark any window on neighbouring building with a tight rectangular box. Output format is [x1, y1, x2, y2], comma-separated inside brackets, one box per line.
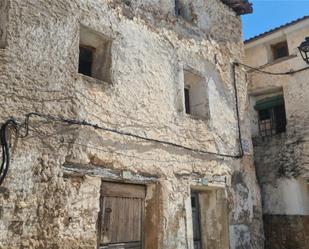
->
[190, 189, 229, 249]
[98, 182, 146, 249]
[271, 41, 289, 60]
[79, 26, 112, 83]
[183, 70, 208, 119]
[255, 95, 287, 137]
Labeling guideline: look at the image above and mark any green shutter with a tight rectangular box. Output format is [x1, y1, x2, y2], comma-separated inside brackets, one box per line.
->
[254, 95, 284, 111]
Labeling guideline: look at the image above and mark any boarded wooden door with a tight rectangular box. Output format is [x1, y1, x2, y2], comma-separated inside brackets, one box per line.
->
[99, 182, 146, 249]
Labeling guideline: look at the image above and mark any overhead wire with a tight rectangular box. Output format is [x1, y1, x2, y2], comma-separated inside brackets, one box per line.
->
[0, 62, 252, 185]
[21, 111, 244, 159]
[25, 124, 210, 164]
[0, 119, 18, 186]
[235, 61, 309, 75]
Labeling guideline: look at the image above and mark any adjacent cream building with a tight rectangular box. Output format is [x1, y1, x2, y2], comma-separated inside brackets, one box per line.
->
[245, 15, 309, 249]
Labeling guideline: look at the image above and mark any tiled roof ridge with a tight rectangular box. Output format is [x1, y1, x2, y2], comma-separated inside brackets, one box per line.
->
[245, 15, 309, 44]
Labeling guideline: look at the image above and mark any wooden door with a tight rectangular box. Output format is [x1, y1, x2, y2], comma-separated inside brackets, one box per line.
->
[99, 182, 146, 249]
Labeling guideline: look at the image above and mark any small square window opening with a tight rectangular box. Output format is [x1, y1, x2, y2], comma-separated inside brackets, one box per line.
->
[183, 70, 208, 119]
[175, 0, 194, 23]
[79, 26, 112, 83]
[272, 41, 289, 60]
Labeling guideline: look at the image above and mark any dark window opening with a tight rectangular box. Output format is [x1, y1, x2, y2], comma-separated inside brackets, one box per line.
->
[256, 96, 287, 137]
[272, 41, 289, 60]
[174, 0, 194, 22]
[183, 70, 208, 119]
[184, 88, 191, 114]
[175, 0, 180, 16]
[78, 46, 94, 77]
[191, 192, 202, 249]
[79, 26, 112, 83]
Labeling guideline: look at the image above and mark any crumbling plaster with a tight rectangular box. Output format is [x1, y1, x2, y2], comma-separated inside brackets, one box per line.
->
[0, 0, 262, 249]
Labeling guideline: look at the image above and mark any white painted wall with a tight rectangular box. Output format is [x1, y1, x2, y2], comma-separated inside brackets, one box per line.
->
[263, 178, 309, 215]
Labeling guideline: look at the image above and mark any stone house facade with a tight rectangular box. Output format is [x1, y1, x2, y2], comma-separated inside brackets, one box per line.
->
[0, 1, 263, 249]
[245, 16, 309, 249]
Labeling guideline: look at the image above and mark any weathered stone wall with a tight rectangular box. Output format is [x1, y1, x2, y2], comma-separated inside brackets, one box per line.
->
[263, 215, 309, 249]
[0, 1, 262, 249]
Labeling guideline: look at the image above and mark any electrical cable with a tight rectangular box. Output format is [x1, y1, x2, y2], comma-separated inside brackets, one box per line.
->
[232, 63, 244, 157]
[235, 61, 309, 75]
[0, 62, 246, 185]
[21, 112, 243, 159]
[0, 119, 18, 186]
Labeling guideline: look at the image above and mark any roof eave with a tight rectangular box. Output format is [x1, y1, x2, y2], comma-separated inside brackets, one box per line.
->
[245, 15, 309, 44]
[221, 0, 253, 15]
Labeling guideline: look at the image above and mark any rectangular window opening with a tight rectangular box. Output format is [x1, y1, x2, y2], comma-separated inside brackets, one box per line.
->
[272, 41, 289, 60]
[175, 0, 194, 23]
[255, 94, 287, 137]
[183, 69, 208, 119]
[79, 26, 112, 83]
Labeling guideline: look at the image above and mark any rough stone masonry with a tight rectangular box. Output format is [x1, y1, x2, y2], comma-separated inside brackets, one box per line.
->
[0, 1, 262, 249]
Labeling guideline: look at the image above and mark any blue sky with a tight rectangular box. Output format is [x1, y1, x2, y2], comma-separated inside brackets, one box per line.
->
[242, 0, 309, 40]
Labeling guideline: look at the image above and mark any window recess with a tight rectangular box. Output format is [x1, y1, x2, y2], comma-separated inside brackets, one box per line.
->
[79, 26, 112, 83]
[271, 41, 289, 61]
[255, 95, 287, 137]
[183, 69, 209, 119]
[175, 0, 194, 23]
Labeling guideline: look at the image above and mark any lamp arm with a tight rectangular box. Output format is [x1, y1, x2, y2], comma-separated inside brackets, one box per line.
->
[298, 47, 309, 65]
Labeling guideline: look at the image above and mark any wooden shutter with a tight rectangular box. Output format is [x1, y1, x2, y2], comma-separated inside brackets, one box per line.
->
[99, 182, 146, 249]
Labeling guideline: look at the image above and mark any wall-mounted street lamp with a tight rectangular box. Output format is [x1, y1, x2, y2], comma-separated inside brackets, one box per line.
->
[298, 37, 309, 65]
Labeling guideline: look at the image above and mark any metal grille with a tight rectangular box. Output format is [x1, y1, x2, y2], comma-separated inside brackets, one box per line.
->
[258, 104, 286, 137]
